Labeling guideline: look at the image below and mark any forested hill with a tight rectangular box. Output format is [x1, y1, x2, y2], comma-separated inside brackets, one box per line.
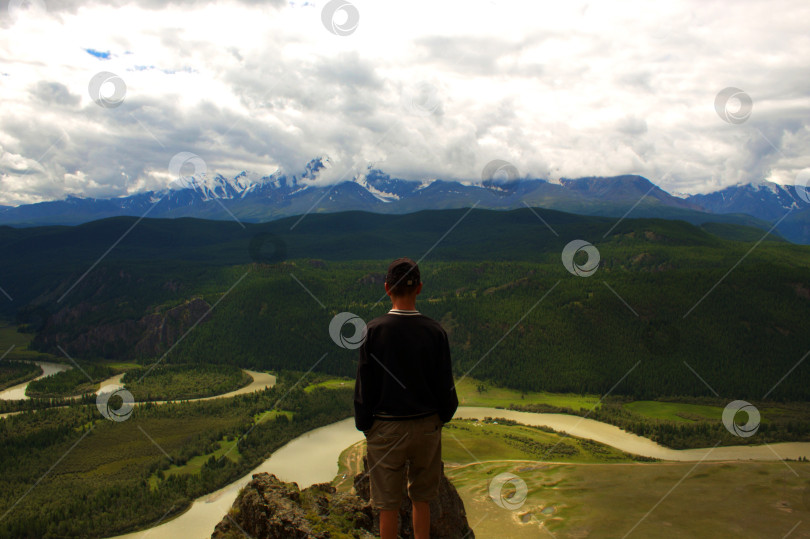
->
[2, 207, 808, 400]
[0, 206, 785, 310]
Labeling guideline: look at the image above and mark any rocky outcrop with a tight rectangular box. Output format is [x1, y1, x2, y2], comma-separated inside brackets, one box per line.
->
[212, 474, 374, 539]
[131, 298, 212, 356]
[32, 297, 211, 359]
[212, 458, 474, 539]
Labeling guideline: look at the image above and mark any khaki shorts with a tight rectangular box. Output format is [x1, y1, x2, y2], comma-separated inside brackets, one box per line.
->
[365, 413, 443, 511]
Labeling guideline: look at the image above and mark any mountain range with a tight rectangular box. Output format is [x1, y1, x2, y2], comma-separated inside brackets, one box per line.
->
[2, 157, 809, 243]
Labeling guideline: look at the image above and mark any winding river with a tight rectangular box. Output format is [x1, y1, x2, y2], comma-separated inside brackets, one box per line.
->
[110, 418, 363, 539]
[136, 370, 277, 404]
[4, 364, 806, 538]
[0, 370, 275, 420]
[0, 361, 71, 400]
[108, 406, 810, 539]
[454, 407, 810, 461]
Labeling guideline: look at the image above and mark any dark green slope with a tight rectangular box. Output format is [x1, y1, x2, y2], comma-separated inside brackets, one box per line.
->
[778, 206, 810, 244]
[2, 207, 807, 400]
[0, 207, 726, 312]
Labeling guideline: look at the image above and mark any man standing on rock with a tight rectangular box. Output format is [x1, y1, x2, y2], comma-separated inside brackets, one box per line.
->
[354, 257, 459, 539]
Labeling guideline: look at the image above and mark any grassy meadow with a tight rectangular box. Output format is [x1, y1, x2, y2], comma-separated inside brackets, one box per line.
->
[333, 417, 810, 538]
[447, 460, 810, 538]
[0, 323, 59, 362]
[455, 377, 600, 411]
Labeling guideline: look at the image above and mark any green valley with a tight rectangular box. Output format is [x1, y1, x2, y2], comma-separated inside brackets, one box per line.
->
[1, 208, 810, 538]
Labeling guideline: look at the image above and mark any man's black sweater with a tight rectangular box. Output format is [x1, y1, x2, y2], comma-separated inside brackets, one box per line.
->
[353, 309, 459, 432]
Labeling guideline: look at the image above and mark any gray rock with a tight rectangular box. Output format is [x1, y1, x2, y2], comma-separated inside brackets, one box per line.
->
[212, 455, 474, 539]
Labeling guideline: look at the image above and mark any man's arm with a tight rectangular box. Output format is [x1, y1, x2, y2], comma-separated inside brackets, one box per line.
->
[437, 329, 458, 424]
[354, 333, 378, 433]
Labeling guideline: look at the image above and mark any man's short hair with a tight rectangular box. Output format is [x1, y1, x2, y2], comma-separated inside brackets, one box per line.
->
[385, 257, 421, 296]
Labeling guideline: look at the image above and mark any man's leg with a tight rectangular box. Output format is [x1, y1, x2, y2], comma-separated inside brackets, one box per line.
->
[406, 414, 443, 538]
[412, 500, 430, 539]
[366, 420, 408, 539]
[380, 509, 398, 539]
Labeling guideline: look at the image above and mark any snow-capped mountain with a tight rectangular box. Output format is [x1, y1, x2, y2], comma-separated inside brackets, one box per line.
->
[2, 159, 810, 243]
[165, 157, 327, 200]
[685, 180, 806, 222]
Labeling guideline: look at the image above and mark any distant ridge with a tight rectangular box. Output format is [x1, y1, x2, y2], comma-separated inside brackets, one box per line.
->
[1, 158, 808, 242]
[685, 180, 805, 221]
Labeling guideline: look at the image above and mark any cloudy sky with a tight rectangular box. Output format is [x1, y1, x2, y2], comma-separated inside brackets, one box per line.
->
[1, 0, 808, 206]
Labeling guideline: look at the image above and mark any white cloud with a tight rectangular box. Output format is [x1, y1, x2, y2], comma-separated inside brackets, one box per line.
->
[0, 0, 808, 205]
